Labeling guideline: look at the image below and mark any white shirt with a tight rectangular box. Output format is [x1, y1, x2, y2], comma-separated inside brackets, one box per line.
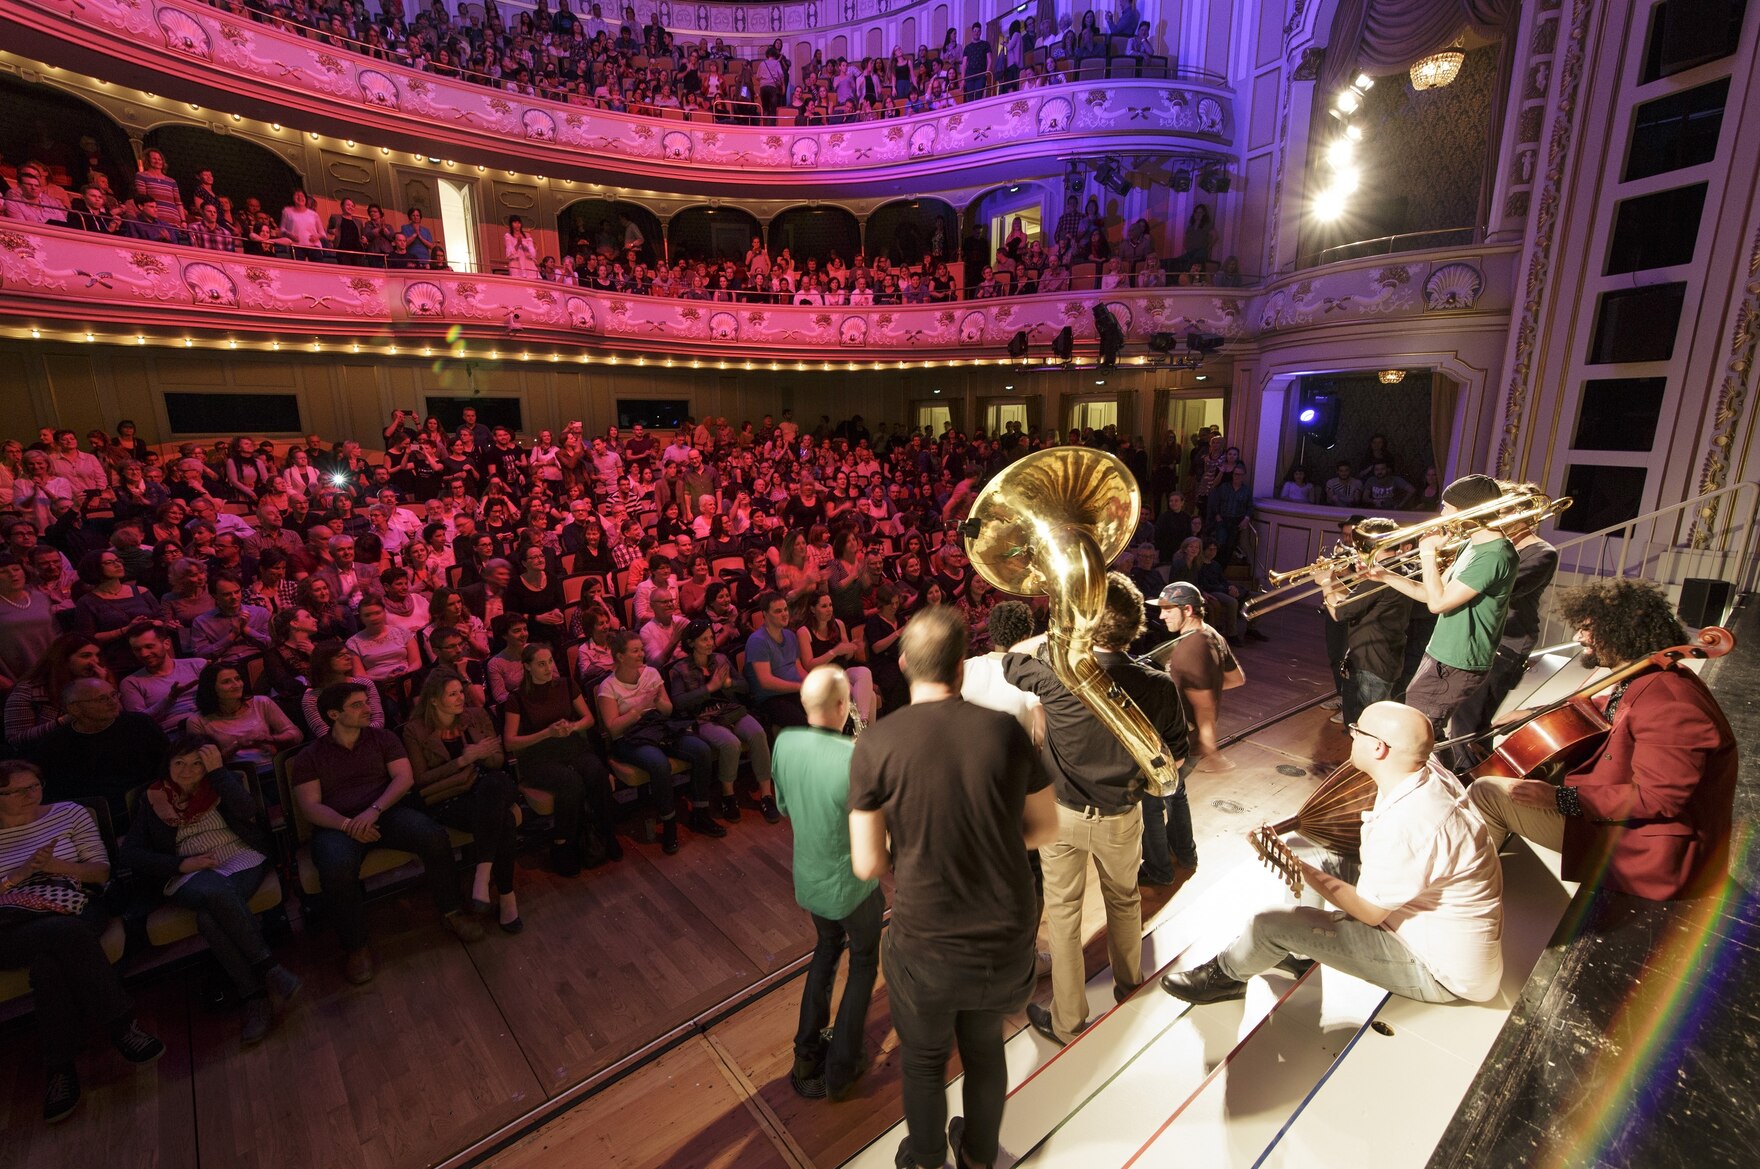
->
[639, 615, 689, 668]
[383, 593, 431, 636]
[1356, 765, 1505, 1002]
[959, 652, 1040, 732]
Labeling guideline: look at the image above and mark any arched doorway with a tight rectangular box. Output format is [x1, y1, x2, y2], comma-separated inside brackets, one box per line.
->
[0, 74, 134, 196]
[668, 205, 762, 263]
[767, 205, 862, 265]
[557, 198, 663, 266]
[143, 124, 301, 218]
[865, 198, 958, 265]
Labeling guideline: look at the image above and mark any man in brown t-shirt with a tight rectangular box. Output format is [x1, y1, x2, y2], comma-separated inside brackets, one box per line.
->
[1141, 582, 1245, 886]
[291, 682, 482, 985]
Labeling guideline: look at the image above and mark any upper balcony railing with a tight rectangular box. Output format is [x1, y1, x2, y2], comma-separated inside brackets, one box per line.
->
[5, 0, 1232, 188]
[0, 222, 1254, 360]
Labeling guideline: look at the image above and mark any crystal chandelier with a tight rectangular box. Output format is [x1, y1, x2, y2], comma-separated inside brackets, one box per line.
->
[1410, 40, 1466, 91]
[1378, 370, 1406, 385]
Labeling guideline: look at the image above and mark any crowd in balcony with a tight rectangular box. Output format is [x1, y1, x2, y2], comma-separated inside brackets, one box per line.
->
[0, 151, 1236, 295]
[0, 404, 1263, 1121]
[212, 0, 1161, 124]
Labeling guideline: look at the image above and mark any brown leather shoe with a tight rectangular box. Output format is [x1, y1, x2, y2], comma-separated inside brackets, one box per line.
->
[444, 911, 485, 943]
[344, 947, 377, 986]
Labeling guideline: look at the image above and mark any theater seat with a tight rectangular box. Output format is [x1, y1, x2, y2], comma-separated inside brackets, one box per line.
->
[274, 748, 473, 898]
[0, 917, 124, 1005]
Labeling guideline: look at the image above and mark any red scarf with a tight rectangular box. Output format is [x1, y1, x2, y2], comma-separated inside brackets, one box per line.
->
[145, 776, 221, 827]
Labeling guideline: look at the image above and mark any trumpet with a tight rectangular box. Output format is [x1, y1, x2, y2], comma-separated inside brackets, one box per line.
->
[1247, 490, 1571, 618]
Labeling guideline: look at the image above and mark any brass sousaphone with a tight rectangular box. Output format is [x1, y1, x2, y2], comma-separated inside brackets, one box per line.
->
[960, 447, 1182, 797]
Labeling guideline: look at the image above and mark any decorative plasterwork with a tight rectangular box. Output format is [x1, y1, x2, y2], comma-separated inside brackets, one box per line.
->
[1688, 227, 1760, 550]
[0, 224, 1250, 357]
[15, 0, 1232, 181]
[1495, 0, 1591, 477]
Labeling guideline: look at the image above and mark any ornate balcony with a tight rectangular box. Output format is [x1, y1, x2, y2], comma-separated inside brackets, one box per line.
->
[3, 0, 1231, 192]
[0, 223, 1252, 360]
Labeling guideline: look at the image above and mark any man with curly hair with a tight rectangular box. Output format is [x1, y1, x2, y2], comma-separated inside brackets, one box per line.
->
[1466, 579, 1736, 900]
[1002, 573, 1188, 1046]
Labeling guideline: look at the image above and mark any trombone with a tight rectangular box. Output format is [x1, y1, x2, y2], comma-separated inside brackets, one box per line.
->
[1245, 490, 1571, 618]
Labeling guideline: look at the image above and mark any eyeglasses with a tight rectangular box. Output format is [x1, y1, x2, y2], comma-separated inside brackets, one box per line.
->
[0, 781, 43, 797]
[1346, 722, 1387, 748]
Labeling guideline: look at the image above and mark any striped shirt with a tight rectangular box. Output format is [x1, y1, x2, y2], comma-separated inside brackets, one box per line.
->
[164, 805, 266, 895]
[0, 802, 107, 906]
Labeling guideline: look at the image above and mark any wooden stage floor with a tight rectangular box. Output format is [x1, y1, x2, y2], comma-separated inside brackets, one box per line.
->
[0, 606, 1337, 1169]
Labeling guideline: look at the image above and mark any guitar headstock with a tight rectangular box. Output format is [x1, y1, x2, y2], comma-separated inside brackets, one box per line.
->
[1250, 825, 1303, 898]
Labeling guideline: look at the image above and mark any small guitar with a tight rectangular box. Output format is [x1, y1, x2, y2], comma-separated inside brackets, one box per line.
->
[1250, 825, 1303, 898]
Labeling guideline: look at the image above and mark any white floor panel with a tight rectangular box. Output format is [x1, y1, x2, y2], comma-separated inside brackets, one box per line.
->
[1124, 969, 1390, 1169]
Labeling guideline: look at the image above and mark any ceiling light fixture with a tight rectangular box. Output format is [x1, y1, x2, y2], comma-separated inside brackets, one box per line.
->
[1410, 40, 1466, 91]
[1379, 369, 1407, 384]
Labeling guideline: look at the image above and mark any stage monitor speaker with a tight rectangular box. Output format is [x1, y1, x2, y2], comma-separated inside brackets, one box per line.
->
[1677, 577, 1733, 628]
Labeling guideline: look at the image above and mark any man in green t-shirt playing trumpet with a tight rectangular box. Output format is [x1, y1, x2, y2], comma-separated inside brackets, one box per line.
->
[1361, 474, 1518, 765]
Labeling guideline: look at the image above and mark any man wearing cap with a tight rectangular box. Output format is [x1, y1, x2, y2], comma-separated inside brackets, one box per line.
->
[1361, 474, 1517, 751]
[1140, 582, 1244, 886]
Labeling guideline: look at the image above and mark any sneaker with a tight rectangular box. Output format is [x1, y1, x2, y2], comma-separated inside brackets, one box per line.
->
[344, 946, 377, 985]
[718, 793, 743, 823]
[444, 910, 486, 943]
[113, 1021, 166, 1066]
[43, 1067, 79, 1123]
[660, 817, 680, 855]
[758, 795, 781, 824]
[948, 1116, 980, 1169]
[241, 996, 273, 1046]
[688, 808, 729, 838]
[265, 965, 304, 1014]
[1328, 711, 1345, 725]
[790, 1054, 828, 1100]
[1139, 867, 1176, 888]
[1320, 696, 1343, 711]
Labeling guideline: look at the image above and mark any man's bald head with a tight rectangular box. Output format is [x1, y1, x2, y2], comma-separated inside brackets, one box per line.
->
[1355, 701, 1434, 773]
[800, 664, 851, 730]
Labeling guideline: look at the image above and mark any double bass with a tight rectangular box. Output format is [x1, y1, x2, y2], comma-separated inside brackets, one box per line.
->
[1464, 625, 1735, 784]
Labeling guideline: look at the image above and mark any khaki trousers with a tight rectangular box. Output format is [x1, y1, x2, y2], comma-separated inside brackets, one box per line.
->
[1040, 802, 1144, 1041]
[1466, 777, 1566, 852]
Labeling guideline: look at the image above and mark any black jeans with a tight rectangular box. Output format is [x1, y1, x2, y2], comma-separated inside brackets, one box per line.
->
[794, 887, 884, 1091]
[1449, 647, 1529, 768]
[884, 930, 1037, 1169]
[0, 902, 131, 1068]
[1139, 786, 1198, 883]
[429, 769, 520, 894]
[308, 799, 464, 951]
[756, 693, 809, 730]
[516, 742, 613, 843]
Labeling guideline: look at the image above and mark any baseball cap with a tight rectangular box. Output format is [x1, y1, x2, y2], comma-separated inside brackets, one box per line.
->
[1157, 582, 1204, 609]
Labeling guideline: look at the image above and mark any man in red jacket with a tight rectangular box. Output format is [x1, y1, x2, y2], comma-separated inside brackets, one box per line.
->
[1466, 580, 1736, 900]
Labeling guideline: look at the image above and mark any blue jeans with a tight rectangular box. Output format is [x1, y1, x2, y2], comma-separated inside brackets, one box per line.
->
[1139, 786, 1198, 883]
[1343, 668, 1395, 727]
[309, 800, 464, 951]
[795, 886, 884, 1091]
[1218, 905, 1455, 1003]
[170, 861, 274, 995]
[610, 735, 714, 817]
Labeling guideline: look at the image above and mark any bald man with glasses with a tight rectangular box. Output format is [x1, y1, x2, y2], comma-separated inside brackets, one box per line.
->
[1161, 701, 1505, 1006]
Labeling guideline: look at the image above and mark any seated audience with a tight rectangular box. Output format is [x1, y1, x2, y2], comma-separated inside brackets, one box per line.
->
[118, 737, 301, 1045]
[0, 759, 166, 1123]
[290, 682, 484, 986]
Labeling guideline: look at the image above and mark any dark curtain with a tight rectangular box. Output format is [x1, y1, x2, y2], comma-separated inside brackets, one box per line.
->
[1320, 0, 1517, 93]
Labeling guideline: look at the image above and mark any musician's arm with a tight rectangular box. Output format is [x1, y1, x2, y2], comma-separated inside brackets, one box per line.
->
[1562, 679, 1723, 823]
[1299, 861, 1393, 927]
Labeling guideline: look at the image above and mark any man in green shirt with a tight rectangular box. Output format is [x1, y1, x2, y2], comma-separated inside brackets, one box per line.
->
[773, 664, 882, 1102]
[1364, 474, 1518, 764]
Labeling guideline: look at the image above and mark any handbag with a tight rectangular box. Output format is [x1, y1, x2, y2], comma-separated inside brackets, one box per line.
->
[698, 699, 752, 729]
[0, 873, 88, 918]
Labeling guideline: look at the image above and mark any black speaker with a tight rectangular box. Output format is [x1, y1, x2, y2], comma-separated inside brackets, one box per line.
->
[1092, 305, 1124, 367]
[1052, 326, 1074, 361]
[1007, 330, 1030, 358]
[1677, 577, 1733, 628]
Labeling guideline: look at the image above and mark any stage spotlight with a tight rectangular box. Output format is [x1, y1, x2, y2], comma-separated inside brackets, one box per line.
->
[1198, 164, 1230, 194]
[1093, 158, 1133, 197]
[1092, 305, 1124, 368]
[1149, 332, 1180, 353]
[1052, 326, 1074, 361]
[1186, 330, 1225, 355]
[1296, 386, 1342, 447]
[1171, 167, 1192, 192]
[1007, 330, 1030, 359]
